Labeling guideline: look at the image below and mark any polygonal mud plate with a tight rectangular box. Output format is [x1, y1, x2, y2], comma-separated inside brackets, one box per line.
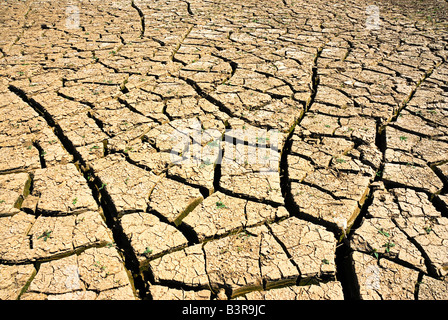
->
[203, 225, 299, 298]
[182, 191, 288, 241]
[351, 251, 419, 300]
[148, 176, 204, 226]
[32, 164, 98, 215]
[90, 154, 160, 215]
[120, 212, 188, 268]
[0, 210, 112, 263]
[21, 247, 136, 300]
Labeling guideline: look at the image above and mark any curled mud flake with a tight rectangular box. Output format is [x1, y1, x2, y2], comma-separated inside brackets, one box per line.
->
[351, 217, 427, 272]
[0, 210, 112, 263]
[182, 192, 247, 241]
[0, 212, 35, 263]
[182, 191, 288, 241]
[290, 181, 360, 230]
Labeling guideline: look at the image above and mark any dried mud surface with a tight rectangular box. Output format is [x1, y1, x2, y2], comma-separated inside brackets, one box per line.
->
[0, 0, 447, 300]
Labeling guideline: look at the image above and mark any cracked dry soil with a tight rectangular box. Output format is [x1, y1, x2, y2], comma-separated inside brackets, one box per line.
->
[1, 0, 448, 300]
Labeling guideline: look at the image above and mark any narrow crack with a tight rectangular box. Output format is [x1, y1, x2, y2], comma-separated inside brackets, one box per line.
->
[201, 243, 230, 298]
[383, 178, 441, 196]
[32, 141, 47, 169]
[170, 24, 195, 62]
[389, 214, 439, 278]
[182, 0, 194, 16]
[279, 45, 322, 214]
[389, 123, 445, 141]
[56, 91, 95, 109]
[210, 52, 238, 80]
[176, 75, 235, 120]
[265, 223, 302, 279]
[380, 60, 445, 132]
[414, 272, 424, 300]
[131, 0, 145, 38]
[86, 111, 111, 138]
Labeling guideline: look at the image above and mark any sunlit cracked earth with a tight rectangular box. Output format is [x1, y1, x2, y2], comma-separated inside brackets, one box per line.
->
[1, 0, 448, 300]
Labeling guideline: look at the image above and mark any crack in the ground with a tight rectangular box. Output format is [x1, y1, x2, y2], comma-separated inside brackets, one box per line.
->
[2, 0, 448, 301]
[380, 60, 446, 133]
[7, 84, 148, 299]
[130, 0, 145, 38]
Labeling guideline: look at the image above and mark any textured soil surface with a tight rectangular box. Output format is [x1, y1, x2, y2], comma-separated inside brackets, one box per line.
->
[0, 0, 447, 300]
